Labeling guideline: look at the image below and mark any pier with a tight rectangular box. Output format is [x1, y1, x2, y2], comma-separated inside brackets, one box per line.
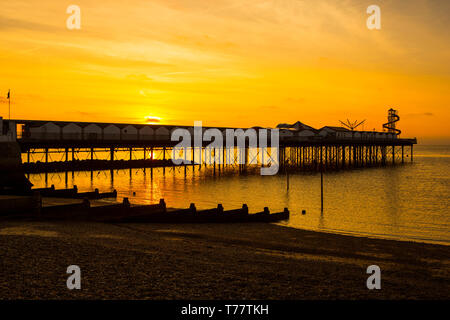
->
[2, 118, 417, 174]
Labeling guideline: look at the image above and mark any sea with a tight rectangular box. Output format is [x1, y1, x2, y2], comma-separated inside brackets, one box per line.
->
[27, 145, 450, 245]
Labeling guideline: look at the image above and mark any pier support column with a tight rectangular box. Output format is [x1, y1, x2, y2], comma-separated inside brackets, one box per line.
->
[371, 146, 374, 164]
[335, 146, 339, 168]
[223, 147, 226, 169]
[392, 145, 395, 165]
[302, 147, 305, 168]
[245, 147, 249, 171]
[374, 145, 377, 164]
[213, 149, 216, 175]
[364, 146, 367, 166]
[348, 146, 351, 166]
[185, 148, 187, 176]
[402, 145, 404, 163]
[261, 147, 264, 168]
[110, 147, 114, 162]
[320, 145, 323, 171]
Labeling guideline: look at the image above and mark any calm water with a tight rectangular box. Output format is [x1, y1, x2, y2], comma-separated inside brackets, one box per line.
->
[28, 145, 450, 245]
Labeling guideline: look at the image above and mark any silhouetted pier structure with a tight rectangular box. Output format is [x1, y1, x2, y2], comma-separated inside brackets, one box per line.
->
[4, 119, 417, 174]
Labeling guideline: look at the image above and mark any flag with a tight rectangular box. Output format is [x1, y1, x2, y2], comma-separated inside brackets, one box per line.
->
[7, 90, 10, 100]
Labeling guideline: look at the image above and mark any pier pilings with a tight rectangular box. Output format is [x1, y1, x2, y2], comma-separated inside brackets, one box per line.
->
[18, 138, 416, 174]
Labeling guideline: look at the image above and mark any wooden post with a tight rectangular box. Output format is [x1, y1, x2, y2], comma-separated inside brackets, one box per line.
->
[320, 165, 324, 213]
[286, 160, 289, 191]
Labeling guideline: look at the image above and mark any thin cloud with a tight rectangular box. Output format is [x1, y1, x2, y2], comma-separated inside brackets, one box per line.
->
[404, 112, 435, 118]
[0, 15, 57, 32]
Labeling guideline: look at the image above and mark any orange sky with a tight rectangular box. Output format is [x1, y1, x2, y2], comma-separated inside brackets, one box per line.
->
[0, 0, 449, 142]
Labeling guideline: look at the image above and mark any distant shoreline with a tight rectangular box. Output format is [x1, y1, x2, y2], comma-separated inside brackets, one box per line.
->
[279, 224, 450, 247]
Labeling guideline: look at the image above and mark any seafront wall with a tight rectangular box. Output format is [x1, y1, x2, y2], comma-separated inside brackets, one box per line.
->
[0, 141, 32, 192]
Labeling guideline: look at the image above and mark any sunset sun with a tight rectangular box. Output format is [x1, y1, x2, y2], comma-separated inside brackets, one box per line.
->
[144, 116, 161, 124]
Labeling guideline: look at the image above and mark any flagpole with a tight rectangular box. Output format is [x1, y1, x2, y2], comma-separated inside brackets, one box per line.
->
[8, 89, 11, 120]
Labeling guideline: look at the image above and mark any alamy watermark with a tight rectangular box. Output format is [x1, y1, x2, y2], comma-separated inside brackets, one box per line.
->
[66, 5, 81, 30]
[366, 265, 381, 289]
[171, 121, 280, 175]
[64, 4, 380, 32]
[367, 5, 381, 30]
[66, 265, 81, 290]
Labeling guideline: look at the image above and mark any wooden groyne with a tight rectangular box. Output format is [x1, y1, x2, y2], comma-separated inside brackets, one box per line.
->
[0, 196, 290, 224]
[2, 185, 117, 200]
[34, 185, 117, 199]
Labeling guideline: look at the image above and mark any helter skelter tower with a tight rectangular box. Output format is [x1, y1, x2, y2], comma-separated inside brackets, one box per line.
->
[383, 108, 401, 136]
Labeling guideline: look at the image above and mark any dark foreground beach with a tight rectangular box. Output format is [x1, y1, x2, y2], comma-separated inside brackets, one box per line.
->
[0, 221, 448, 299]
